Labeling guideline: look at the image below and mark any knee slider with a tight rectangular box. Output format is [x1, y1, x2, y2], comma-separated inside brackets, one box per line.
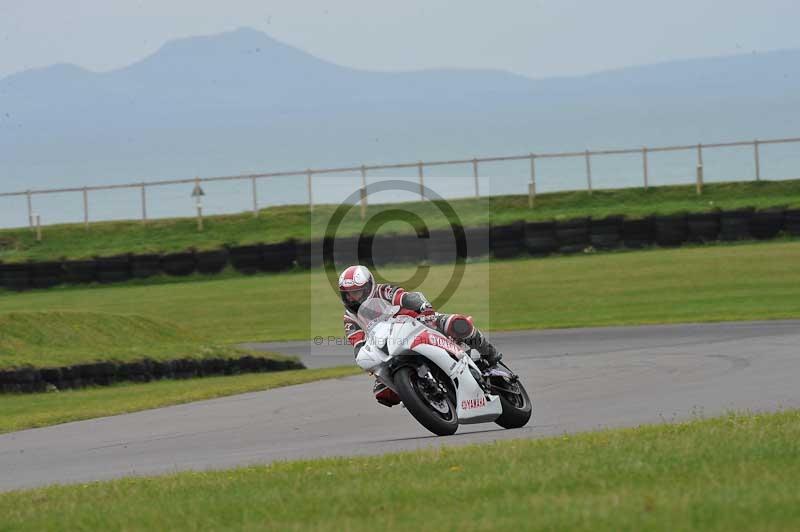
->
[445, 314, 475, 339]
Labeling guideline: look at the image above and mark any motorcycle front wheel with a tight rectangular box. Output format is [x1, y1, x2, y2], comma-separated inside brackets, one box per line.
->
[394, 366, 459, 436]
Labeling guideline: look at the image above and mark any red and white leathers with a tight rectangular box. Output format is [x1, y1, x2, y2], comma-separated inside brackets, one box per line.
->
[341, 280, 501, 407]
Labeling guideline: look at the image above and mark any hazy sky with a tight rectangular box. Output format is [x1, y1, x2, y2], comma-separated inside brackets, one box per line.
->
[1, 0, 798, 79]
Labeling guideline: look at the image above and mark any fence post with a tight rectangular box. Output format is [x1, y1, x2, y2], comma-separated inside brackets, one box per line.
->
[585, 150, 593, 195]
[754, 139, 761, 181]
[194, 176, 204, 232]
[251, 176, 259, 218]
[415, 162, 424, 200]
[26, 190, 33, 229]
[82, 187, 89, 230]
[140, 183, 148, 224]
[472, 158, 480, 198]
[35, 215, 42, 242]
[697, 143, 704, 167]
[528, 154, 537, 208]
[696, 164, 704, 195]
[360, 165, 368, 220]
[306, 170, 314, 213]
[642, 147, 649, 190]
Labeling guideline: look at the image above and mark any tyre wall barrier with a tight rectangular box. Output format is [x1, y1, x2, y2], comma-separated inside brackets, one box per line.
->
[131, 254, 162, 279]
[30, 261, 64, 289]
[621, 217, 654, 249]
[261, 241, 296, 272]
[687, 212, 720, 243]
[161, 251, 197, 276]
[0, 207, 796, 293]
[554, 217, 590, 254]
[196, 249, 229, 274]
[490, 222, 525, 259]
[524, 221, 557, 256]
[719, 208, 755, 241]
[654, 214, 689, 247]
[62, 259, 97, 284]
[331, 236, 359, 268]
[786, 209, 800, 236]
[0, 356, 306, 394]
[427, 228, 462, 263]
[229, 245, 263, 274]
[95, 255, 132, 283]
[0, 263, 31, 291]
[750, 208, 785, 240]
[590, 216, 624, 250]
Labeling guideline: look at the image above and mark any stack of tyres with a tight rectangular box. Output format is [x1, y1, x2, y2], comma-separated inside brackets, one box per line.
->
[427, 228, 462, 264]
[196, 249, 229, 274]
[464, 225, 490, 259]
[687, 212, 720, 243]
[261, 240, 297, 272]
[654, 214, 689, 247]
[622, 217, 654, 249]
[490, 222, 525, 259]
[62, 259, 97, 284]
[749, 208, 785, 240]
[554, 217, 590, 254]
[161, 252, 197, 276]
[523, 221, 557, 256]
[229, 245, 263, 274]
[29, 261, 64, 289]
[719, 208, 754, 241]
[131, 254, 162, 279]
[785, 209, 800, 236]
[331, 236, 359, 268]
[0, 263, 31, 291]
[95, 255, 132, 283]
[589, 216, 624, 250]
[372, 233, 426, 266]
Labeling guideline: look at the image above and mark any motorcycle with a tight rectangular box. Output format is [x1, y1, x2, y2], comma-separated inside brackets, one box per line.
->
[354, 298, 532, 436]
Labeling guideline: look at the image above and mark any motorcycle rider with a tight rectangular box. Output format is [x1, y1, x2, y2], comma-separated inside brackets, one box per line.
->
[338, 264, 502, 407]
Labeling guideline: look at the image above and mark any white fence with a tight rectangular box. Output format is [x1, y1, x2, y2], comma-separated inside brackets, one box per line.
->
[1, 135, 798, 229]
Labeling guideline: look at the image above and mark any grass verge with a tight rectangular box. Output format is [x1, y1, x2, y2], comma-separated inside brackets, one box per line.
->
[0, 310, 294, 369]
[1, 409, 798, 530]
[1, 240, 798, 344]
[0, 366, 360, 434]
[1, 179, 799, 262]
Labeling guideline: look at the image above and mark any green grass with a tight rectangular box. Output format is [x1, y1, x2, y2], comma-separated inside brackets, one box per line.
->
[0, 366, 360, 434]
[1, 241, 798, 347]
[1, 179, 799, 262]
[0, 311, 294, 369]
[1, 409, 798, 530]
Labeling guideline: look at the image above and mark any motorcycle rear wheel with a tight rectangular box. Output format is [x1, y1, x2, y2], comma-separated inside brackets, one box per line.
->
[394, 366, 459, 436]
[493, 376, 532, 429]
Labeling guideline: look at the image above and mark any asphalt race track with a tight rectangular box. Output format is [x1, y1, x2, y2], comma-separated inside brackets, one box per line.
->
[1, 320, 799, 492]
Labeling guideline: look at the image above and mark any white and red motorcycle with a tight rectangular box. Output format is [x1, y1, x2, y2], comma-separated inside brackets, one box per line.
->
[355, 299, 532, 436]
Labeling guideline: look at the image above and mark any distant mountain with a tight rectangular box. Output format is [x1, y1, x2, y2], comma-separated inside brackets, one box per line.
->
[1, 27, 799, 205]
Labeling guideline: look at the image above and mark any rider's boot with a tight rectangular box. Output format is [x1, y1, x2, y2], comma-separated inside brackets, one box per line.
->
[373, 379, 401, 407]
[466, 329, 503, 368]
[440, 314, 503, 368]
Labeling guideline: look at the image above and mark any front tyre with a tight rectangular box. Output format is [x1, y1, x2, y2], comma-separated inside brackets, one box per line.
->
[494, 378, 532, 429]
[394, 366, 458, 436]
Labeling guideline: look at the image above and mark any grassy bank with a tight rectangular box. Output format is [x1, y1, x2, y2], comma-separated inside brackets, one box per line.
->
[0, 366, 360, 434]
[1, 241, 798, 346]
[0, 311, 293, 369]
[2, 409, 798, 530]
[1, 179, 799, 262]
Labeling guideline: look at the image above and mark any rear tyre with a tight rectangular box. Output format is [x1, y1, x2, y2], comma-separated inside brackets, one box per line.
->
[493, 377, 532, 429]
[394, 366, 459, 436]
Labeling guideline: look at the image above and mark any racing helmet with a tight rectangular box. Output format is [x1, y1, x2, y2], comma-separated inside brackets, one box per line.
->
[338, 265, 375, 313]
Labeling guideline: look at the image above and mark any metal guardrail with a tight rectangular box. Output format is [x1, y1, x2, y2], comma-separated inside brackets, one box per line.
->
[2, 135, 799, 228]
